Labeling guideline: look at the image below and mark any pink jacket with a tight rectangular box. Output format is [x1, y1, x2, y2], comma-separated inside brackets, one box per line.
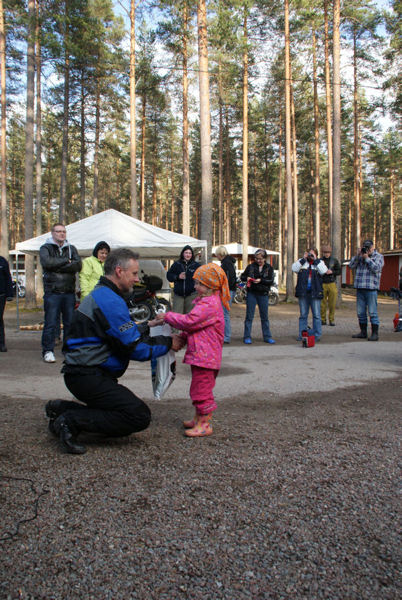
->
[164, 292, 224, 370]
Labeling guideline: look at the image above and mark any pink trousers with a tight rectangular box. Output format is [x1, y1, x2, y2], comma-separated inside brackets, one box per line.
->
[190, 365, 219, 415]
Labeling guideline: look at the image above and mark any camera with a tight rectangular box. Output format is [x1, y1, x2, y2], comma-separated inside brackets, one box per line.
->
[361, 247, 370, 254]
[308, 253, 315, 259]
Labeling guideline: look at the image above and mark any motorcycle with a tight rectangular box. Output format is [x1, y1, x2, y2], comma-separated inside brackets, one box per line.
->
[13, 277, 26, 298]
[233, 278, 279, 306]
[126, 273, 171, 323]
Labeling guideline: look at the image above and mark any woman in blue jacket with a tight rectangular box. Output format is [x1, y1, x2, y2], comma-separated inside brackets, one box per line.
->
[167, 245, 200, 314]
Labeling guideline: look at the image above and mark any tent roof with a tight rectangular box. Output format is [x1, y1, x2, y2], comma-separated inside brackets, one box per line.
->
[15, 209, 207, 259]
[212, 243, 280, 256]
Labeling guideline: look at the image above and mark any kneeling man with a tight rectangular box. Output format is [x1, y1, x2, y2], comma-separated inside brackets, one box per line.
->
[45, 248, 180, 454]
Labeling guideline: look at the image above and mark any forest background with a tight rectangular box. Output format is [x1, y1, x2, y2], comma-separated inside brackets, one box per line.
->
[0, 0, 400, 305]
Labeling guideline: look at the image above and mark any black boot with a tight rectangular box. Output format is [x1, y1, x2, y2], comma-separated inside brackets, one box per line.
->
[352, 322, 367, 339]
[368, 324, 379, 341]
[54, 415, 86, 455]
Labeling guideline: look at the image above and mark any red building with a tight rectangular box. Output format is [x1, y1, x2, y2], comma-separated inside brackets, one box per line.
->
[342, 249, 402, 292]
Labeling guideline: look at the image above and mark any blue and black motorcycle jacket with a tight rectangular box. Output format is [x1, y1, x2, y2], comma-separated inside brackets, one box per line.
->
[62, 276, 172, 378]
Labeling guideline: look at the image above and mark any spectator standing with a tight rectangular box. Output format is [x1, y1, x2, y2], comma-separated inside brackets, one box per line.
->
[241, 249, 275, 344]
[215, 245, 237, 343]
[79, 241, 110, 299]
[167, 245, 200, 314]
[320, 245, 341, 326]
[292, 248, 329, 342]
[40, 223, 81, 363]
[0, 255, 14, 352]
[349, 240, 384, 341]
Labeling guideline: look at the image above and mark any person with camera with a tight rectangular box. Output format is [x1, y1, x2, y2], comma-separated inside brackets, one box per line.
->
[349, 240, 384, 341]
[292, 248, 329, 342]
[320, 245, 341, 326]
[0, 255, 14, 352]
[241, 249, 275, 344]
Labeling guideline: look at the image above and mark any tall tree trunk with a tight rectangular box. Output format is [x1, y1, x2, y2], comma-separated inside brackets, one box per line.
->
[182, 2, 190, 234]
[373, 175, 377, 247]
[241, 8, 249, 269]
[0, 0, 8, 257]
[389, 170, 395, 249]
[224, 106, 231, 242]
[59, 1, 70, 222]
[217, 59, 224, 244]
[152, 152, 157, 226]
[197, 0, 213, 258]
[332, 0, 342, 300]
[35, 0, 43, 300]
[278, 107, 284, 287]
[290, 82, 298, 261]
[324, 0, 333, 239]
[140, 95, 146, 221]
[79, 74, 86, 218]
[24, 0, 36, 307]
[93, 81, 100, 213]
[312, 29, 321, 249]
[353, 29, 361, 249]
[284, 0, 294, 300]
[130, 0, 137, 217]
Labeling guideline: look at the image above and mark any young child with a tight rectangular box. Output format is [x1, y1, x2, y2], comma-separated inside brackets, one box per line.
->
[149, 263, 229, 437]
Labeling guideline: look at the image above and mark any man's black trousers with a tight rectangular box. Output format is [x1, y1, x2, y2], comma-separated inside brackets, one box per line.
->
[58, 371, 151, 437]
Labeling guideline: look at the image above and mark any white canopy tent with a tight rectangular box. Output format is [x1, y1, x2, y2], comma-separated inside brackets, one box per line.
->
[16, 209, 207, 258]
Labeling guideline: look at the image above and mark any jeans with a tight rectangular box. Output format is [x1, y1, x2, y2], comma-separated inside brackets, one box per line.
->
[356, 289, 379, 325]
[223, 290, 236, 342]
[41, 292, 75, 354]
[172, 292, 197, 315]
[244, 291, 272, 341]
[298, 294, 322, 339]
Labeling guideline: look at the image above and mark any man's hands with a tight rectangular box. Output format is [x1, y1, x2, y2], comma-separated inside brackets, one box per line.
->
[178, 272, 186, 280]
[148, 313, 165, 327]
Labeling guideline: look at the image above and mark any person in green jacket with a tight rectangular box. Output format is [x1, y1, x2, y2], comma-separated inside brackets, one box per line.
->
[79, 241, 110, 299]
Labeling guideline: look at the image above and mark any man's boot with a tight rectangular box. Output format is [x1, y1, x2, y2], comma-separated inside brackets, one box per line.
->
[368, 324, 379, 341]
[54, 415, 87, 454]
[352, 322, 367, 339]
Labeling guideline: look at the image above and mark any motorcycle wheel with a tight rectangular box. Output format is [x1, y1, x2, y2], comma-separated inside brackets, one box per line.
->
[268, 291, 279, 306]
[129, 302, 152, 323]
[155, 297, 171, 313]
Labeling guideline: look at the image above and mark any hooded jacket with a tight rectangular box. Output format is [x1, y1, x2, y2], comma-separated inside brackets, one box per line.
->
[79, 241, 110, 299]
[40, 237, 81, 294]
[63, 276, 172, 378]
[292, 257, 328, 299]
[220, 255, 237, 291]
[240, 261, 274, 295]
[167, 245, 200, 297]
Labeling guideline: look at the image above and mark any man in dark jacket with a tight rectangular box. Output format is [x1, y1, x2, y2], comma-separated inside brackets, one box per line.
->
[215, 245, 237, 343]
[45, 248, 182, 455]
[319, 245, 341, 326]
[0, 255, 14, 352]
[39, 223, 82, 363]
[167, 245, 200, 314]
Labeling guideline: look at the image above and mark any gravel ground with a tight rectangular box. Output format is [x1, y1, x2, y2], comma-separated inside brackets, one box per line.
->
[0, 293, 401, 599]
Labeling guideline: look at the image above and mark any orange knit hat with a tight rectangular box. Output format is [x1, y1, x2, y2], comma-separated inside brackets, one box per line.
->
[193, 263, 231, 310]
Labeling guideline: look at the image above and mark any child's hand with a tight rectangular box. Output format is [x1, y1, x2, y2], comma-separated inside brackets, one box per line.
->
[171, 334, 185, 352]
